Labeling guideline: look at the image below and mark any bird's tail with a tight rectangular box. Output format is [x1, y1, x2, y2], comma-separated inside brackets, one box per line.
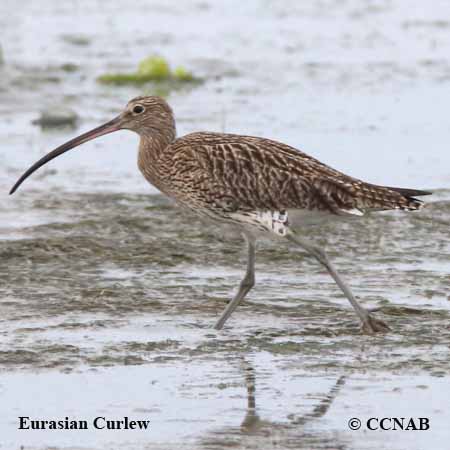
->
[311, 178, 432, 214]
[382, 186, 432, 211]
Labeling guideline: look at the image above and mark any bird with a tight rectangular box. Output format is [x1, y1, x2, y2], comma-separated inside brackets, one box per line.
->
[10, 96, 432, 334]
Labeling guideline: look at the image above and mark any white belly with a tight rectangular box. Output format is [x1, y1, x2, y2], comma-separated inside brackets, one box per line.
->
[229, 208, 362, 237]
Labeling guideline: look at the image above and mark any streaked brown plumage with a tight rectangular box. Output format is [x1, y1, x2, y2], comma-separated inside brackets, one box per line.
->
[159, 132, 425, 213]
[10, 95, 432, 334]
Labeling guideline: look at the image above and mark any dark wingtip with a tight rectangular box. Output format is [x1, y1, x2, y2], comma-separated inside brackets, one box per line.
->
[387, 187, 433, 197]
[412, 189, 433, 196]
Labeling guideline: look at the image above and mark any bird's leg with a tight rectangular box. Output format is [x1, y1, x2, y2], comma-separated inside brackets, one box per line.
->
[214, 233, 256, 330]
[286, 231, 390, 334]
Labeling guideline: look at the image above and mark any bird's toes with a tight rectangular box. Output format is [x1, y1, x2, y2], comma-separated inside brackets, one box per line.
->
[361, 314, 391, 335]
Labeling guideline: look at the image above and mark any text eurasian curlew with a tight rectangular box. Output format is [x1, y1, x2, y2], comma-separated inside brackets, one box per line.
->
[10, 96, 432, 334]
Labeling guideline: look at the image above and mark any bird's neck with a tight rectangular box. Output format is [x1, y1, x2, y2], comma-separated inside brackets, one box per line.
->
[137, 129, 175, 189]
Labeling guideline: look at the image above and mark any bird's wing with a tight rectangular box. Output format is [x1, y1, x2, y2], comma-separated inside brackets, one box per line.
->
[165, 133, 426, 215]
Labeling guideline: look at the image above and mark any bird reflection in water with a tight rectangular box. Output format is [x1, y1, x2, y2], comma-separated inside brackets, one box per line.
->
[201, 359, 347, 449]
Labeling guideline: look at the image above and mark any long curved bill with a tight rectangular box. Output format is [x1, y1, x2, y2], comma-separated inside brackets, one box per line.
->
[9, 116, 122, 195]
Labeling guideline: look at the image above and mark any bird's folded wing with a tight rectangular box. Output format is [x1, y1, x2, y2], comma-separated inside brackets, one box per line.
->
[165, 133, 425, 214]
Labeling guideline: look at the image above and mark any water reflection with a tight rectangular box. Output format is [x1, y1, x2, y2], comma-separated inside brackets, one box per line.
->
[201, 358, 347, 449]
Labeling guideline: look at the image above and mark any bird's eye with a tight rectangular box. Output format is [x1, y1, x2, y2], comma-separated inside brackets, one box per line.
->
[133, 105, 145, 114]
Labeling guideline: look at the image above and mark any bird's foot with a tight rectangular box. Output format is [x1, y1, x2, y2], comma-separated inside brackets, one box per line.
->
[361, 314, 391, 335]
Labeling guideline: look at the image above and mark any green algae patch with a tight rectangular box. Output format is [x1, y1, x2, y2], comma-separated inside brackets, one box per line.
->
[97, 73, 158, 86]
[138, 56, 171, 80]
[97, 56, 200, 86]
[173, 66, 195, 82]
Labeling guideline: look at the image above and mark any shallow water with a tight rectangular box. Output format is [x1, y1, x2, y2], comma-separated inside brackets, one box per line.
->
[1, 1, 450, 449]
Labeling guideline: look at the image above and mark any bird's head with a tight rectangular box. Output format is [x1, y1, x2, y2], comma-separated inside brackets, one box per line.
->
[9, 95, 175, 194]
[120, 96, 175, 135]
